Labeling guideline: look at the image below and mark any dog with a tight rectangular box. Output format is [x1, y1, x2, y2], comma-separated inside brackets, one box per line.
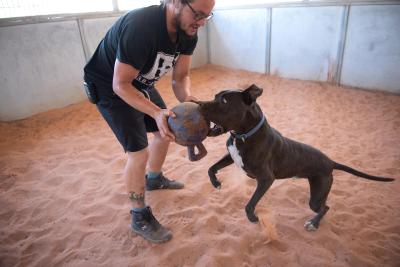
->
[197, 84, 395, 231]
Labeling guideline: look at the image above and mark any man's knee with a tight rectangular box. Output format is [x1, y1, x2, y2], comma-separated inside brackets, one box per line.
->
[127, 148, 149, 166]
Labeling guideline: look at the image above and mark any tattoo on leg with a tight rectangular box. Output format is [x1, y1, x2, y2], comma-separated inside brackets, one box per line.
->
[129, 192, 145, 207]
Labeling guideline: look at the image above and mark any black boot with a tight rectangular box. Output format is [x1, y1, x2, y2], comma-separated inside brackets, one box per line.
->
[130, 206, 172, 243]
[145, 173, 184, 190]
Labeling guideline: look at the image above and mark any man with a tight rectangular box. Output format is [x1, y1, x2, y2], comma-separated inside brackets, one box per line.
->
[83, 0, 215, 243]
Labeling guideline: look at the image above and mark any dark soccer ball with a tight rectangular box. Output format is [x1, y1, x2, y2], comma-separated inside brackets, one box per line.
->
[168, 102, 210, 146]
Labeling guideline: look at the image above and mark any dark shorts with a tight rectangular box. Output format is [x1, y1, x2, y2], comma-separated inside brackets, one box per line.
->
[95, 85, 166, 153]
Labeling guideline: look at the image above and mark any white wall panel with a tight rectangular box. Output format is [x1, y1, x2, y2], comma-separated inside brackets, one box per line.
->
[192, 26, 208, 68]
[82, 17, 117, 57]
[341, 5, 400, 93]
[209, 9, 268, 73]
[270, 6, 344, 82]
[0, 21, 86, 121]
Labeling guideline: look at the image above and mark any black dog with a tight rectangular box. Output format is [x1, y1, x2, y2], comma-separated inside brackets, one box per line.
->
[197, 84, 394, 231]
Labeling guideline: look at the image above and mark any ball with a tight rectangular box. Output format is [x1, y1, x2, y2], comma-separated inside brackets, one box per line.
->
[168, 102, 209, 146]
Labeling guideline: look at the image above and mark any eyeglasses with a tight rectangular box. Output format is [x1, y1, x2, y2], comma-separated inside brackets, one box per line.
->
[184, 0, 213, 21]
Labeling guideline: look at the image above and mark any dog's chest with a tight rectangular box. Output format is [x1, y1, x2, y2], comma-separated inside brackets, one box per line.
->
[227, 138, 244, 169]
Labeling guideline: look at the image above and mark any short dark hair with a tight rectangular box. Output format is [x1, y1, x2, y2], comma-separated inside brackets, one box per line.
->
[162, 0, 195, 5]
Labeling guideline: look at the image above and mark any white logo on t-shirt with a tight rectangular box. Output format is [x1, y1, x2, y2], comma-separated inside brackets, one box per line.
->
[136, 52, 179, 86]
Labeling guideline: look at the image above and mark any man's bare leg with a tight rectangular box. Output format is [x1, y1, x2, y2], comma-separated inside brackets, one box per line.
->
[147, 132, 169, 173]
[126, 148, 172, 243]
[146, 132, 184, 190]
[125, 149, 148, 208]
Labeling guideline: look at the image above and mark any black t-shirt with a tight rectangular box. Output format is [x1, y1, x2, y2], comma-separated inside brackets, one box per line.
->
[84, 4, 197, 90]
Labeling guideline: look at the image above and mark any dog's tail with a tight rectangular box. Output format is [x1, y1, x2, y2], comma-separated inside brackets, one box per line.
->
[333, 162, 394, 182]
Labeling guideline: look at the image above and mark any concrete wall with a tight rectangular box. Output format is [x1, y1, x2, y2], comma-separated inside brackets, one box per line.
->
[208, 2, 400, 93]
[1, 2, 399, 121]
[0, 14, 208, 121]
[80, 17, 117, 60]
[209, 8, 269, 73]
[0, 21, 87, 121]
[270, 6, 344, 82]
[341, 5, 400, 93]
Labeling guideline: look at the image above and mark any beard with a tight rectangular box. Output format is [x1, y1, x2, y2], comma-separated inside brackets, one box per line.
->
[174, 12, 197, 42]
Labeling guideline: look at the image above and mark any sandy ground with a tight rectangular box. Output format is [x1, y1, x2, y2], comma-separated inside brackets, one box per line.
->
[1, 65, 399, 267]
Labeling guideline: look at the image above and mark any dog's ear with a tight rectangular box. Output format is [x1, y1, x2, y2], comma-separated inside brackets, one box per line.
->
[243, 84, 263, 105]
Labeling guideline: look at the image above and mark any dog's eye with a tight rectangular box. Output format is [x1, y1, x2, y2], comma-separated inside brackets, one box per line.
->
[221, 97, 228, 104]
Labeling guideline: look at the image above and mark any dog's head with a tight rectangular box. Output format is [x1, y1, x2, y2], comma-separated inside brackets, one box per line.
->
[198, 84, 263, 132]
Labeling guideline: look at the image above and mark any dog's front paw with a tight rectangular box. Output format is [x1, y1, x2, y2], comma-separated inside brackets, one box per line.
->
[211, 179, 221, 189]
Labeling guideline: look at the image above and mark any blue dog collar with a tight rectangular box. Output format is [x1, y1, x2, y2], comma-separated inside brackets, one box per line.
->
[230, 115, 266, 142]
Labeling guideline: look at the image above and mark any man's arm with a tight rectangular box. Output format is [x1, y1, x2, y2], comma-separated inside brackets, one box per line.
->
[112, 59, 175, 140]
[172, 55, 196, 102]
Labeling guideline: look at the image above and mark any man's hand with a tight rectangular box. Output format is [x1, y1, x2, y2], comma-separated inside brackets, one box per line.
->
[184, 95, 198, 103]
[154, 109, 176, 141]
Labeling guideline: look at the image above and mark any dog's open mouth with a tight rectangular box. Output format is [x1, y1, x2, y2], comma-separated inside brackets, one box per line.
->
[199, 107, 226, 135]
[207, 121, 226, 136]
[209, 121, 217, 128]
[208, 121, 219, 130]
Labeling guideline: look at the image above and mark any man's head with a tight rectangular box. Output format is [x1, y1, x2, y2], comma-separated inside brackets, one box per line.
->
[166, 0, 215, 38]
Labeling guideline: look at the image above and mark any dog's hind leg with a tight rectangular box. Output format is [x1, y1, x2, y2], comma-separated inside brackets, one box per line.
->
[245, 174, 274, 223]
[304, 174, 333, 231]
[208, 153, 233, 189]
